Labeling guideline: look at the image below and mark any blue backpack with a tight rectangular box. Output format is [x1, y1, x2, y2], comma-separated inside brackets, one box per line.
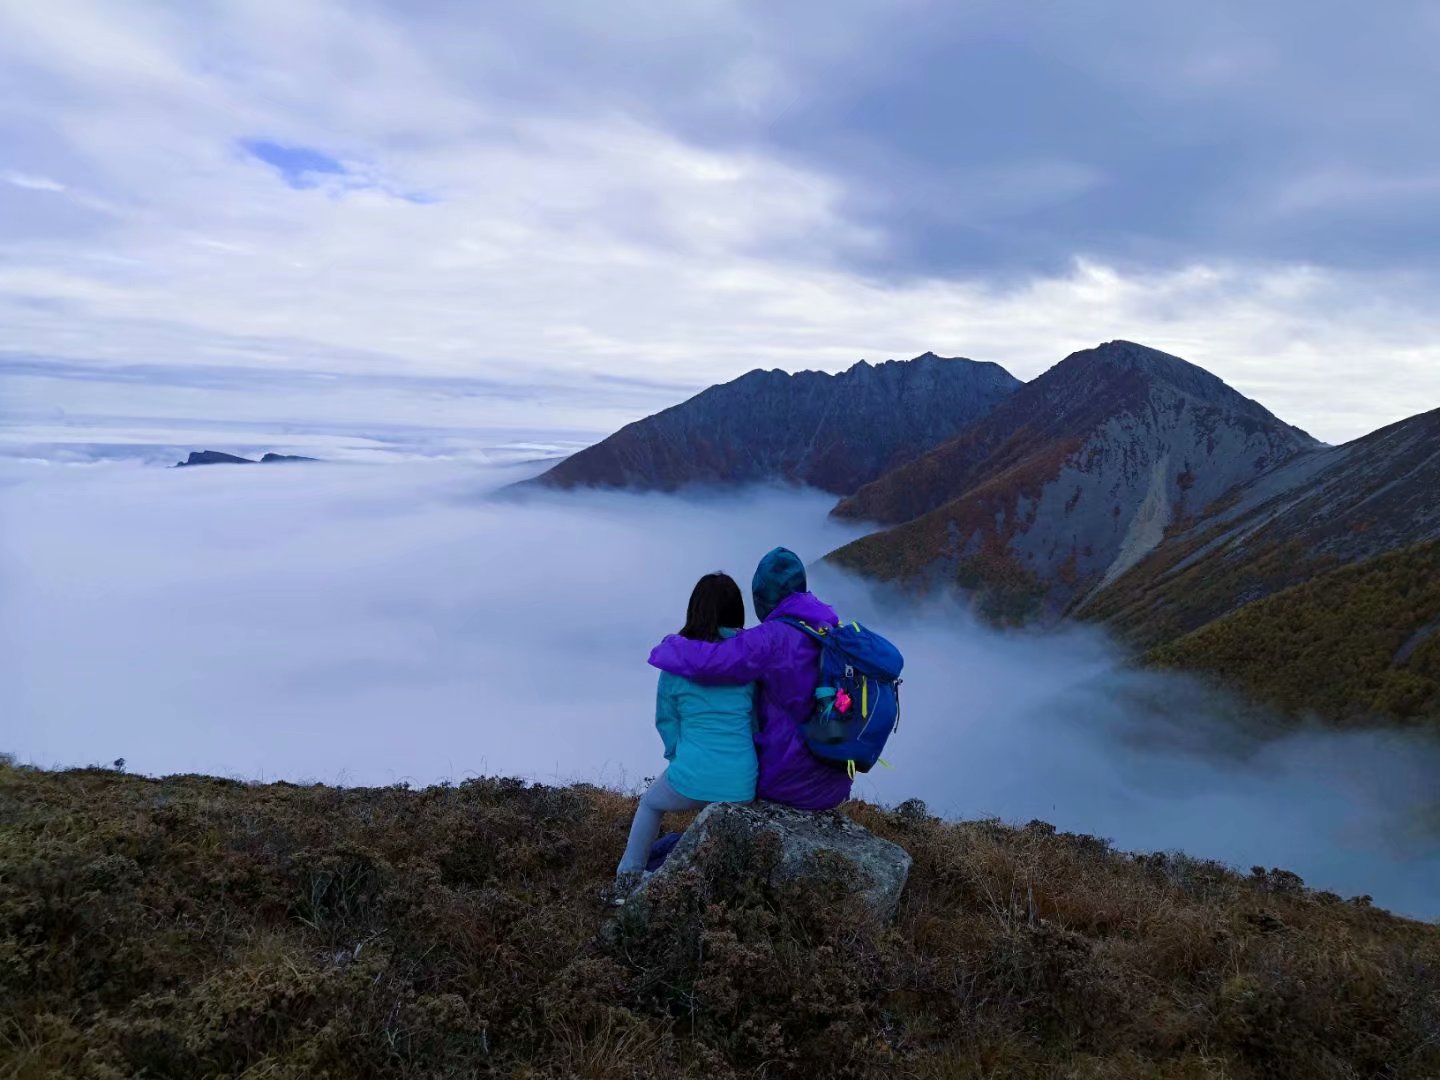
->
[777, 617, 904, 777]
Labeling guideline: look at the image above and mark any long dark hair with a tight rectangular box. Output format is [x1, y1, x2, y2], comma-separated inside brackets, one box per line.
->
[679, 572, 746, 641]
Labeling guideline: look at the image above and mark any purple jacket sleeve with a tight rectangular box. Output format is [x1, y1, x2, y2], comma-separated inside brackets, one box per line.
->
[648, 622, 780, 684]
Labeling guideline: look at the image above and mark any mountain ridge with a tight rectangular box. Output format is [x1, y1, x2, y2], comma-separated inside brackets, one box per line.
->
[824, 341, 1320, 621]
[173, 450, 318, 467]
[1082, 404, 1440, 650]
[832, 340, 1318, 526]
[528, 352, 1022, 495]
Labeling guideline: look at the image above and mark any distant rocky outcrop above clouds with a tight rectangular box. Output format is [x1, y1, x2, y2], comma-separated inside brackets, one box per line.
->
[174, 451, 318, 467]
[528, 353, 1022, 495]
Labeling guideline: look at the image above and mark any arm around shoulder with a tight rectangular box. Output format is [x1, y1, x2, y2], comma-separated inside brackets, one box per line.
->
[648, 622, 780, 684]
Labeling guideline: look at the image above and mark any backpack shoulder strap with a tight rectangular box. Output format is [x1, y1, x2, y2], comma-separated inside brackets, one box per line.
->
[773, 615, 829, 641]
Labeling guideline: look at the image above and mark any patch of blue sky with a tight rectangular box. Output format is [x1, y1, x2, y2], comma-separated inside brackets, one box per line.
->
[239, 138, 347, 189]
[240, 137, 437, 204]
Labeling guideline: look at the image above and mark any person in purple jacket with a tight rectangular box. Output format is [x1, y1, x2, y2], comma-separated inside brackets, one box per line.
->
[647, 547, 852, 812]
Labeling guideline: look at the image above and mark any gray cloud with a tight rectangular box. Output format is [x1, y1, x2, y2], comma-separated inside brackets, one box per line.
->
[2, 3, 1440, 444]
[363, 0, 1440, 276]
[3, 457, 1435, 918]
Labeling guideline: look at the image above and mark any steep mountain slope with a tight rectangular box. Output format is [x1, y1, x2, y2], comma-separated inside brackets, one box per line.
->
[826, 341, 1319, 621]
[1082, 405, 1440, 649]
[530, 353, 1021, 494]
[1143, 539, 1440, 726]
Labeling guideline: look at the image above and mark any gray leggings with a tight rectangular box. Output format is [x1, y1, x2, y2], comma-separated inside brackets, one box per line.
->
[617, 770, 709, 876]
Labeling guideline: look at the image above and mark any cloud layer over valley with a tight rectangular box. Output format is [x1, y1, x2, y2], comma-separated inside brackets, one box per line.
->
[4, 458, 1436, 918]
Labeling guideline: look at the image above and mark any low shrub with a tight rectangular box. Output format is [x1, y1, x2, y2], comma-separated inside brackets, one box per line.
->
[1, 762, 1437, 1078]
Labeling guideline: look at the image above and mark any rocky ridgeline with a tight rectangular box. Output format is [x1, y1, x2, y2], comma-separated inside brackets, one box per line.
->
[826, 341, 1321, 621]
[530, 352, 1022, 494]
[1081, 405, 1440, 643]
[174, 450, 318, 467]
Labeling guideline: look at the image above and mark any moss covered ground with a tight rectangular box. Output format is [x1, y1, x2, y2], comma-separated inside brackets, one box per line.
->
[2, 761, 1438, 1079]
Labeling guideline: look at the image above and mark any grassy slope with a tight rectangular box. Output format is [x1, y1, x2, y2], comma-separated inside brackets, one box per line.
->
[1145, 540, 1440, 726]
[3, 764, 1439, 1079]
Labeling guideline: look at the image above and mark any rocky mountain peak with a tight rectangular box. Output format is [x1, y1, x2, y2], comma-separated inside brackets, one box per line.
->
[826, 340, 1321, 621]
[1050, 340, 1226, 396]
[1047, 341, 1317, 434]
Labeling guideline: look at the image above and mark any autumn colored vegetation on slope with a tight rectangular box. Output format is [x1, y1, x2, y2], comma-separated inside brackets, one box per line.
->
[3, 762, 1438, 1079]
[1145, 540, 1440, 727]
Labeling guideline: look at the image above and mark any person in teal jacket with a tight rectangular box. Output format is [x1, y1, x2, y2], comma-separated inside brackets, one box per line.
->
[616, 572, 757, 887]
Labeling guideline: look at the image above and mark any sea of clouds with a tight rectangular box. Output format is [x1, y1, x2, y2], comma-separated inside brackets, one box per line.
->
[3, 452, 1437, 918]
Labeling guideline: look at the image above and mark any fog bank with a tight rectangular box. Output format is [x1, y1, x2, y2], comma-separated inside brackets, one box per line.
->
[3, 458, 1436, 918]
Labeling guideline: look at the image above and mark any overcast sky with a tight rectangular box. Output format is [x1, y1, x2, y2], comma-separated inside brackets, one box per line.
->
[4, 1, 1440, 443]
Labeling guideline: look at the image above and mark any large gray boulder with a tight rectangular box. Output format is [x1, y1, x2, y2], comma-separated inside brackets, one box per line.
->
[637, 801, 912, 923]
